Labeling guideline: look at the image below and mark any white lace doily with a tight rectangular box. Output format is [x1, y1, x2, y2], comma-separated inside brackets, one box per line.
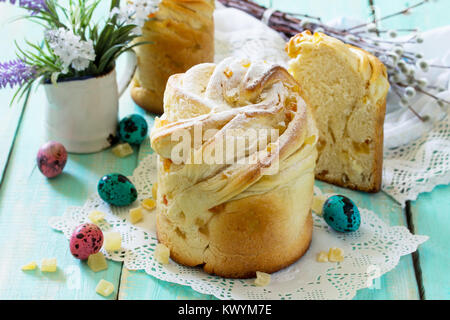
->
[382, 108, 450, 204]
[49, 152, 428, 300]
[214, 5, 450, 205]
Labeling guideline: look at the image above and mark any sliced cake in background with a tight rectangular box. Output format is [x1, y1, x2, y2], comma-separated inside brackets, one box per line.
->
[287, 31, 390, 192]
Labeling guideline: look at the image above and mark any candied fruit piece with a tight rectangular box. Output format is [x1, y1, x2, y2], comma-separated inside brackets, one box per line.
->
[21, 261, 37, 271]
[304, 135, 316, 145]
[152, 183, 158, 200]
[111, 143, 133, 158]
[141, 198, 156, 211]
[41, 258, 57, 272]
[87, 252, 108, 272]
[154, 243, 170, 264]
[254, 271, 271, 286]
[96, 279, 114, 297]
[155, 118, 169, 128]
[104, 232, 121, 251]
[313, 32, 323, 42]
[312, 195, 327, 216]
[328, 247, 344, 262]
[129, 207, 143, 224]
[163, 158, 172, 172]
[223, 68, 233, 78]
[88, 210, 106, 224]
[267, 142, 278, 153]
[316, 251, 329, 263]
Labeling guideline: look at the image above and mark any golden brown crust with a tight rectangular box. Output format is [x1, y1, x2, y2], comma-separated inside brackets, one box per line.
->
[131, 0, 215, 113]
[202, 210, 313, 278]
[351, 48, 386, 192]
[151, 58, 318, 278]
[371, 97, 386, 192]
[157, 199, 313, 279]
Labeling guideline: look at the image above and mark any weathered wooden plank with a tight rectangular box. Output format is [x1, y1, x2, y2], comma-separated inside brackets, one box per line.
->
[0, 84, 141, 299]
[0, 6, 42, 185]
[409, 184, 450, 300]
[0, 1, 147, 300]
[0, 92, 26, 186]
[119, 269, 216, 300]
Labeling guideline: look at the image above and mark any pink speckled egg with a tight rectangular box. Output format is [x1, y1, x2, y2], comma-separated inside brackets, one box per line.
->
[70, 223, 104, 260]
[37, 141, 67, 178]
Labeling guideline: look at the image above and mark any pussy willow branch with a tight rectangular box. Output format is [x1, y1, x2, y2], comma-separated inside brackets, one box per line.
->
[345, 0, 429, 32]
[218, 0, 449, 122]
[368, 0, 380, 36]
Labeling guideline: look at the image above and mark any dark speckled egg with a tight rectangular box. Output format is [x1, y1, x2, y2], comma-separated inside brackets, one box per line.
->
[323, 195, 361, 233]
[36, 141, 67, 178]
[70, 223, 104, 260]
[98, 173, 138, 206]
[118, 114, 148, 145]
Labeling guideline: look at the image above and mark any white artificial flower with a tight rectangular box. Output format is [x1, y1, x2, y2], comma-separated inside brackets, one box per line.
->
[111, 7, 141, 34]
[45, 28, 95, 73]
[111, 6, 133, 25]
[111, 0, 161, 34]
[71, 57, 91, 72]
[130, 0, 160, 26]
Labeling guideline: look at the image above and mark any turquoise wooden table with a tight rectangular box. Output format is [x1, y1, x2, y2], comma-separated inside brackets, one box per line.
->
[0, 0, 449, 300]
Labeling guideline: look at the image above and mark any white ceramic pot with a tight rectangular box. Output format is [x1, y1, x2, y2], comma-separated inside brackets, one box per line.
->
[44, 52, 136, 153]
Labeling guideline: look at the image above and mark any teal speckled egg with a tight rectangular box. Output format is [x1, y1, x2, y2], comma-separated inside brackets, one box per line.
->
[118, 114, 148, 145]
[97, 173, 138, 206]
[323, 195, 360, 233]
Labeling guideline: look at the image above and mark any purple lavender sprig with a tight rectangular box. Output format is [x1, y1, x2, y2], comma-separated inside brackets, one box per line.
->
[0, 59, 36, 89]
[0, 0, 48, 15]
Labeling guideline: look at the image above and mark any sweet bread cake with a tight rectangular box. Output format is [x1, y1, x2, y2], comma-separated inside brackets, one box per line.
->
[286, 31, 389, 192]
[131, 0, 215, 114]
[150, 58, 318, 278]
